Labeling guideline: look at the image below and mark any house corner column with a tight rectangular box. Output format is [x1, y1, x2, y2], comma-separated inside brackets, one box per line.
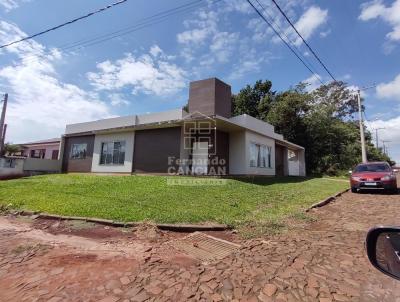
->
[299, 149, 306, 176]
[59, 136, 66, 173]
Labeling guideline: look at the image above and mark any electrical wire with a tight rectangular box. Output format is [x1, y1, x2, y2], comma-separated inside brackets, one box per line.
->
[269, 0, 336, 82]
[0, 0, 129, 49]
[246, 0, 324, 84]
[253, 0, 324, 85]
[5, 0, 214, 68]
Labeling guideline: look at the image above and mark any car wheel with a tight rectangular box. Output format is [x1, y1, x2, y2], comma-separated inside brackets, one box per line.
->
[351, 187, 357, 193]
[390, 188, 398, 195]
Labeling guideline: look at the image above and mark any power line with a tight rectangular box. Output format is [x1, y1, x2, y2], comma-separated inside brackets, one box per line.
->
[246, 0, 324, 84]
[6, 0, 211, 68]
[269, 0, 336, 82]
[52, 0, 204, 52]
[253, 0, 324, 85]
[0, 0, 129, 49]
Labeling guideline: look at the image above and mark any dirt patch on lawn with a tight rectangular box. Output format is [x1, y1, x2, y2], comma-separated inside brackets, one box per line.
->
[32, 218, 134, 240]
[30, 215, 238, 243]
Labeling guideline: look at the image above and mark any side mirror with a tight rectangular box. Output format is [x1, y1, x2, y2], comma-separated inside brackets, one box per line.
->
[366, 227, 400, 280]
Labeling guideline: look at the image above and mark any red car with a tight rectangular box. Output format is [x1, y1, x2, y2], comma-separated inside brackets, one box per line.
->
[350, 162, 398, 194]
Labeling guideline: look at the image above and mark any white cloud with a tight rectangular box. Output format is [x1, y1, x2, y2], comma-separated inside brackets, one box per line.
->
[368, 116, 400, 164]
[302, 74, 322, 91]
[209, 32, 239, 63]
[176, 10, 219, 62]
[228, 43, 273, 80]
[347, 85, 368, 98]
[359, 0, 400, 42]
[0, 21, 112, 143]
[320, 29, 331, 38]
[177, 10, 218, 45]
[149, 45, 163, 57]
[221, 0, 252, 14]
[359, 0, 386, 20]
[0, 0, 28, 12]
[376, 74, 400, 99]
[87, 47, 187, 96]
[177, 28, 211, 45]
[290, 6, 328, 46]
[247, 4, 328, 46]
[108, 93, 129, 106]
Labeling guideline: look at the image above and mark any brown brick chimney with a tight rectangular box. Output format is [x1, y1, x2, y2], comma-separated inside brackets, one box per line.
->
[188, 78, 231, 118]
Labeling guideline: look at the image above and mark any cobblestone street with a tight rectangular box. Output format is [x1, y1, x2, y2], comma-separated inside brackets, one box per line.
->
[1, 188, 400, 301]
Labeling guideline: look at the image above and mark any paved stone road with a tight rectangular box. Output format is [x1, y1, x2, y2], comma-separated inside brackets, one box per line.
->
[1, 187, 400, 301]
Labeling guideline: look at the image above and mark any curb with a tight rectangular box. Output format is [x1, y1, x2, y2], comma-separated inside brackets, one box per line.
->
[305, 188, 350, 212]
[18, 211, 229, 231]
[157, 223, 230, 232]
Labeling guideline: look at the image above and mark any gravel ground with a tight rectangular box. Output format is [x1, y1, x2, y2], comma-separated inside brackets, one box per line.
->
[0, 180, 399, 302]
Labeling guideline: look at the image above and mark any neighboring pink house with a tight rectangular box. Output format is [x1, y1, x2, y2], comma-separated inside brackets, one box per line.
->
[21, 138, 61, 160]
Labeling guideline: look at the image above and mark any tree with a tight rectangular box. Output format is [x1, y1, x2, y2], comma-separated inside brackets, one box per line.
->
[310, 81, 359, 118]
[2, 143, 20, 156]
[232, 80, 274, 119]
[232, 79, 392, 175]
[266, 83, 310, 144]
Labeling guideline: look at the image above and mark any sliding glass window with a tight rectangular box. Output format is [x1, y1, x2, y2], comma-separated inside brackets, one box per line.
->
[100, 141, 126, 165]
[250, 143, 272, 168]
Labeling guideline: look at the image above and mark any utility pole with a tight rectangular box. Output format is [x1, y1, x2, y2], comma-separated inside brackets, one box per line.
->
[357, 90, 367, 163]
[374, 127, 385, 149]
[0, 93, 8, 156]
[0, 124, 7, 154]
[382, 140, 391, 156]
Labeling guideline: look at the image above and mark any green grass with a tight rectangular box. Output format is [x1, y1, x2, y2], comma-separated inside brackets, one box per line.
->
[0, 174, 348, 235]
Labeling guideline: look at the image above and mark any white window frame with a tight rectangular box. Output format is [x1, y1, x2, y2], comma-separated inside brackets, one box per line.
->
[99, 141, 126, 166]
[250, 142, 272, 168]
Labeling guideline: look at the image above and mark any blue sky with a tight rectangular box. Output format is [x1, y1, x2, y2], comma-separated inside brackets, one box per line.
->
[0, 0, 399, 163]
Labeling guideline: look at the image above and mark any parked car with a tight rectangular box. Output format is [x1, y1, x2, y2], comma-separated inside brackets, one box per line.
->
[350, 162, 398, 194]
[366, 226, 400, 281]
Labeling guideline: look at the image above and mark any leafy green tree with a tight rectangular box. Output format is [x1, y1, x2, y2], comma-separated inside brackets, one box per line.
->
[232, 80, 274, 119]
[2, 143, 20, 156]
[310, 81, 359, 118]
[232, 79, 392, 175]
[266, 83, 310, 144]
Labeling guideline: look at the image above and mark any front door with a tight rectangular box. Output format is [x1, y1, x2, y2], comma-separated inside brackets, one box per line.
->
[192, 141, 208, 175]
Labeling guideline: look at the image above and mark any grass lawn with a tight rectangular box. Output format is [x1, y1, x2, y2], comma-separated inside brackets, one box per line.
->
[0, 174, 348, 235]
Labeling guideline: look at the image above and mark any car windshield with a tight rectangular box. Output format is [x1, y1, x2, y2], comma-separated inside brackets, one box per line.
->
[354, 164, 390, 173]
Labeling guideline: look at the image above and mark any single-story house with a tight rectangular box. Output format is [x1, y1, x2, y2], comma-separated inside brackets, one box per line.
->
[60, 78, 305, 176]
[21, 138, 61, 160]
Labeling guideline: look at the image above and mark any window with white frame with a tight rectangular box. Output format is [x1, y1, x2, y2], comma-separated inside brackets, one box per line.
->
[30, 149, 46, 159]
[267, 146, 272, 168]
[70, 144, 87, 159]
[250, 143, 272, 168]
[100, 141, 126, 165]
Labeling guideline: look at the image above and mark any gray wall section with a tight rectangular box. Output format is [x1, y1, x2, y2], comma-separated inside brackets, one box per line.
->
[186, 129, 229, 175]
[209, 130, 229, 175]
[133, 127, 181, 173]
[188, 78, 231, 118]
[62, 135, 95, 173]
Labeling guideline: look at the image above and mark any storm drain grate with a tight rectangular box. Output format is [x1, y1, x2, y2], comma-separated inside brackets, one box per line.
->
[170, 232, 241, 262]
